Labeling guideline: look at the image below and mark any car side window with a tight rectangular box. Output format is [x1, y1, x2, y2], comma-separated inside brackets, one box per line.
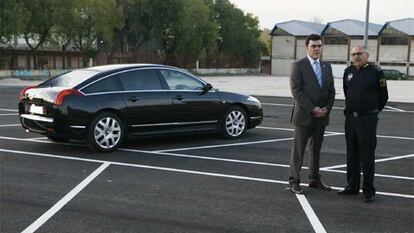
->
[159, 70, 204, 90]
[82, 75, 123, 94]
[119, 69, 163, 91]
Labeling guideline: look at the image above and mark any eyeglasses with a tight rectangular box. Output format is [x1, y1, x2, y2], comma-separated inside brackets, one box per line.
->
[351, 52, 363, 56]
[310, 44, 322, 48]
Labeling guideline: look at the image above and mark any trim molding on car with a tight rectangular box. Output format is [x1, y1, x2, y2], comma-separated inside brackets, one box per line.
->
[70, 125, 86, 129]
[131, 120, 218, 128]
[250, 116, 263, 120]
[82, 89, 215, 96]
[20, 114, 54, 123]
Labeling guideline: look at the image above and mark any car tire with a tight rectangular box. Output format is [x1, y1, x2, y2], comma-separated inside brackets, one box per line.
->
[87, 112, 124, 152]
[221, 106, 247, 139]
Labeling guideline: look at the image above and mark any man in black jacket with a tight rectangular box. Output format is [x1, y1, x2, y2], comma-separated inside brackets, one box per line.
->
[338, 45, 388, 203]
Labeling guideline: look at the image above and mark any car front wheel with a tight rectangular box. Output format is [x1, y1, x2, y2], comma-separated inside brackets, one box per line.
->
[221, 106, 247, 138]
[87, 112, 124, 152]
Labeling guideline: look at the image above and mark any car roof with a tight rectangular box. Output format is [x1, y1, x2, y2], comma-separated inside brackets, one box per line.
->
[83, 64, 171, 72]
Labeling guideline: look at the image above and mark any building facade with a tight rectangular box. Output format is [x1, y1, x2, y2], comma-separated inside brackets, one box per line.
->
[270, 18, 414, 77]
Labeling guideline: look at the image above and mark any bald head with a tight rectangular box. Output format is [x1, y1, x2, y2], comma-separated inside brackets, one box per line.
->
[351, 46, 369, 69]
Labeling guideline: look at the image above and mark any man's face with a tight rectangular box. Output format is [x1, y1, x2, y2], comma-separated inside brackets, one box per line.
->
[351, 47, 368, 68]
[306, 40, 322, 59]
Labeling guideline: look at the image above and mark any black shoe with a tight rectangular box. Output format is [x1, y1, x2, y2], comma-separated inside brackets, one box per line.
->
[364, 195, 375, 203]
[288, 183, 304, 194]
[308, 178, 332, 191]
[337, 189, 359, 195]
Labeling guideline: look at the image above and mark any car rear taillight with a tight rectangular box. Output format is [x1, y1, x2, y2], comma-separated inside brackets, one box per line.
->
[19, 86, 36, 101]
[54, 89, 83, 106]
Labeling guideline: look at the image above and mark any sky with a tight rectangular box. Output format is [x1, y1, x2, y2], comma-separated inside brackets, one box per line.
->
[229, 0, 414, 29]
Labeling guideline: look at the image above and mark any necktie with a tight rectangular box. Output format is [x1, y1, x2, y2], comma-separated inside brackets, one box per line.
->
[314, 61, 322, 87]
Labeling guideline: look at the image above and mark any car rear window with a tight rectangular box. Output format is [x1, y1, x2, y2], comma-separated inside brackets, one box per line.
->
[39, 70, 99, 88]
[81, 75, 123, 94]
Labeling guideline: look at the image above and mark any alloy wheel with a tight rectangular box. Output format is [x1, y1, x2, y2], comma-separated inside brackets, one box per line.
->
[94, 117, 121, 149]
[225, 110, 246, 137]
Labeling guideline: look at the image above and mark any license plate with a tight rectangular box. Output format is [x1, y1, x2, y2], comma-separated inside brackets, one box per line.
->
[29, 104, 43, 115]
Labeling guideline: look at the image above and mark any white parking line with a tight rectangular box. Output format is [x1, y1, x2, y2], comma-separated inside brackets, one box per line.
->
[376, 135, 414, 140]
[121, 148, 292, 168]
[154, 137, 294, 152]
[1, 135, 412, 181]
[261, 103, 414, 113]
[21, 162, 110, 233]
[1, 148, 413, 199]
[0, 108, 18, 112]
[0, 124, 21, 127]
[257, 126, 413, 140]
[384, 106, 405, 112]
[324, 169, 414, 181]
[0, 113, 18, 116]
[321, 153, 414, 170]
[296, 194, 327, 233]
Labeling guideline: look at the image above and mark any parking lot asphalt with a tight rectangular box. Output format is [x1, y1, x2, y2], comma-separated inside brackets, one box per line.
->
[1, 85, 413, 233]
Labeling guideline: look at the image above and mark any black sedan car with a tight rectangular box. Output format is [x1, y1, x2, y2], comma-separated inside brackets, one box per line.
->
[19, 64, 263, 152]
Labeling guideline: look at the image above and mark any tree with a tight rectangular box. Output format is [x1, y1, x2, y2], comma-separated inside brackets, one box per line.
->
[50, 0, 78, 69]
[212, 0, 263, 65]
[121, 0, 157, 52]
[173, 0, 218, 66]
[0, 0, 24, 44]
[71, 0, 123, 67]
[260, 28, 271, 56]
[19, 0, 57, 69]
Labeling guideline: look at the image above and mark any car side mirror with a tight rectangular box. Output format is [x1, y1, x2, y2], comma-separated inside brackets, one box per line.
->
[201, 83, 213, 94]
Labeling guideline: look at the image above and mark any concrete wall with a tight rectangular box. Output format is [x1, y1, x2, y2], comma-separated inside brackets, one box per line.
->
[410, 40, 414, 63]
[272, 36, 295, 59]
[271, 58, 294, 76]
[17, 55, 26, 69]
[0, 69, 69, 78]
[295, 39, 306, 60]
[322, 45, 348, 61]
[379, 45, 408, 62]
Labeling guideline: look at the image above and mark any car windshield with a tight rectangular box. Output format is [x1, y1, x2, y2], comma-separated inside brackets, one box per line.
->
[39, 70, 99, 88]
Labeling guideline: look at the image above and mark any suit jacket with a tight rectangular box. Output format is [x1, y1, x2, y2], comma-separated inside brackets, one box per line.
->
[290, 57, 335, 126]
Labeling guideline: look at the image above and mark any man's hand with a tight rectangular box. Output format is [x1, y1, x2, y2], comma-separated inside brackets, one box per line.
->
[313, 106, 328, 118]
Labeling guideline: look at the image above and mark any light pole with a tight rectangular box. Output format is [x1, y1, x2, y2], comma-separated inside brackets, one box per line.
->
[363, 0, 370, 49]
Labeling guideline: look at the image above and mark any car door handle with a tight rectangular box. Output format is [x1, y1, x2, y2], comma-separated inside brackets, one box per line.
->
[127, 96, 138, 102]
[175, 95, 183, 101]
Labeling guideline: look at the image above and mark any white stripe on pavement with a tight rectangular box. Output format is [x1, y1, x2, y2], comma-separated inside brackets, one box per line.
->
[261, 103, 414, 113]
[296, 194, 327, 233]
[384, 106, 404, 112]
[21, 162, 110, 233]
[0, 108, 18, 112]
[321, 154, 414, 170]
[1, 148, 414, 199]
[0, 124, 21, 127]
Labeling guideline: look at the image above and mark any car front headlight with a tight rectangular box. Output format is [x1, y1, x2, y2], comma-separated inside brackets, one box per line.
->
[248, 96, 259, 102]
[247, 96, 261, 108]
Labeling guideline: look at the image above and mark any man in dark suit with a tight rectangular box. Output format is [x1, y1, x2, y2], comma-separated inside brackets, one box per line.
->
[288, 34, 335, 194]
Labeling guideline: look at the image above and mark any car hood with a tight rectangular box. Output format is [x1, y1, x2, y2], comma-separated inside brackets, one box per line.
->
[216, 90, 251, 101]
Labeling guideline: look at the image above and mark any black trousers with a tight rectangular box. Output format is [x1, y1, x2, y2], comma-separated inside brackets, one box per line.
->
[344, 113, 378, 196]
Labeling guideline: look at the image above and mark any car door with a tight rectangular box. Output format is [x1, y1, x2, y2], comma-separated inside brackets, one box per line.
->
[158, 69, 221, 129]
[118, 69, 174, 134]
